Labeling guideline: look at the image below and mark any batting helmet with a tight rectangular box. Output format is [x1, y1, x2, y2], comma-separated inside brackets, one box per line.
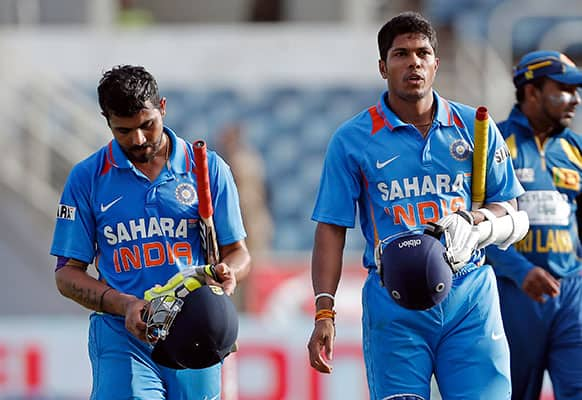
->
[381, 233, 452, 310]
[146, 283, 239, 369]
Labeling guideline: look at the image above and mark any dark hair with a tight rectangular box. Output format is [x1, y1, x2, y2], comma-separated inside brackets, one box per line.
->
[97, 65, 160, 119]
[377, 12, 438, 62]
[515, 76, 546, 103]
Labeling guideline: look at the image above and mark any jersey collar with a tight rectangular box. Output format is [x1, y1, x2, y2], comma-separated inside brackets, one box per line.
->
[375, 90, 455, 132]
[106, 126, 192, 174]
[507, 105, 533, 131]
[508, 104, 570, 139]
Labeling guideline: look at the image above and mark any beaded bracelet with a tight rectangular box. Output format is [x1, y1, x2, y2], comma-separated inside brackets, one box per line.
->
[315, 308, 336, 322]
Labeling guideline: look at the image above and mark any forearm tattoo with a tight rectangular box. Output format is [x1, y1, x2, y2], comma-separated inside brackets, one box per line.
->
[65, 281, 101, 311]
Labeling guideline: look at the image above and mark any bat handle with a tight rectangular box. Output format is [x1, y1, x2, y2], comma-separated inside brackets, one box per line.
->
[476, 106, 488, 121]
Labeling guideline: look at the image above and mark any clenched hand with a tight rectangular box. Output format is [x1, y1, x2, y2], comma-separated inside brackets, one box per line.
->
[522, 267, 560, 303]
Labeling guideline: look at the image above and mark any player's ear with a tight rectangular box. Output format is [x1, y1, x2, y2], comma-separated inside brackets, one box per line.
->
[524, 83, 541, 103]
[159, 97, 167, 116]
[379, 59, 388, 79]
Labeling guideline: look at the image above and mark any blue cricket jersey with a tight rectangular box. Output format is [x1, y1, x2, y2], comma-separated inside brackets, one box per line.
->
[50, 127, 246, 299]
[488, 105, 582, 284]
[312, 91, 524, 270]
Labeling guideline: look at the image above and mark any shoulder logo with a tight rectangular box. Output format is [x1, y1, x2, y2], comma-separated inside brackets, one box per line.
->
[494, 146, 511, 164]
[491, 331, 504, 341]
[57, 204, 76, 220]
[100, 196, 123, 212]
[376, 155, 399, 169]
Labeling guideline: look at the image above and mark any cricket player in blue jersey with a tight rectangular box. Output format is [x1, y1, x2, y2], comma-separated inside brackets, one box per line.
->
[307, 12, 529, 400]
[50, 65, 250, 399]
[487, 50, 582, 400]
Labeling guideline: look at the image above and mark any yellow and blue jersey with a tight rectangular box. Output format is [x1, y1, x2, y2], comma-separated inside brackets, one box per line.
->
[488, 105, 582, 284]
[312, 91, 524, 270]
[50, 127, 246, 299]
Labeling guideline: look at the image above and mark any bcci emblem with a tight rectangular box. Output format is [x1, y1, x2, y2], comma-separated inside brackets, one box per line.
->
[450, 139, 470, 161]
[175, 183, 197, 205]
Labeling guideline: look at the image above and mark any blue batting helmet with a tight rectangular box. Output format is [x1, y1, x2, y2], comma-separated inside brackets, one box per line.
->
[381, 233, 452, 310]
[149, 284, 239, 369]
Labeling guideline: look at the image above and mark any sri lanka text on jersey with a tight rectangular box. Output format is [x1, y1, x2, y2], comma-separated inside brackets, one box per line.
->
[514, 228, 574, 254]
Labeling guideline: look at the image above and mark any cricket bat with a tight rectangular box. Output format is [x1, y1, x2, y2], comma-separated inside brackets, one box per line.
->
[193, 140, 220, 266]
[194, 141, 240, 400]
[472, 106, 489, 210]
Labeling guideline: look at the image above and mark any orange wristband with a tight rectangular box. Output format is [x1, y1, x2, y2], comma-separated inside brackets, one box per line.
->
[315, 308, 336, 322]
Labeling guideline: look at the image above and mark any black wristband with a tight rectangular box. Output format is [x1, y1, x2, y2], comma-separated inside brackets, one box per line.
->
[454, 209, 474, 225]
[207, 264, 219, 281]
[424, 222, 445, 239]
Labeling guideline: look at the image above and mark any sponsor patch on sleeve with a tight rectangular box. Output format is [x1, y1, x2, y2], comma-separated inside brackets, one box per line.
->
[494, 145, 511, 164]
[56, 204, 76, 221]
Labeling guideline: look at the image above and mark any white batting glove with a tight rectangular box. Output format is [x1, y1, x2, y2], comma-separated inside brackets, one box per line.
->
[436, 210, 480, 272]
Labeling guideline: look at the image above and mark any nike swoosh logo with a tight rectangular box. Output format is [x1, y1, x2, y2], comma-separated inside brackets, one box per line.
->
[491, 332, 504, 341]
[100, 196, 123, 212]
[376, 155, 400, 169]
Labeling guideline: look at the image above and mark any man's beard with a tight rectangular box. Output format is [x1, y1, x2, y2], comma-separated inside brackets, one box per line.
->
[125, 133, 164, 163]
[126, 148, 156, 163]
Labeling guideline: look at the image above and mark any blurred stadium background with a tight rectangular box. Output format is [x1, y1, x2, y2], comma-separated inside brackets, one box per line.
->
[1, 0, 580, 398]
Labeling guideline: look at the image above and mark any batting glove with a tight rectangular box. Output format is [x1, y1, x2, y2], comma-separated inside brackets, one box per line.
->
[435, 210, 480, 272]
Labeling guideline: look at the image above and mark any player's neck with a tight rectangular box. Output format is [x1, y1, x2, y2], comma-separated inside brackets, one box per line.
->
[521, 104, 563, 144]
[526, 114, 560, 144]
[388, 94, 435, 137]
[158, 132, 171, 161]
[389, 93, 433, 122]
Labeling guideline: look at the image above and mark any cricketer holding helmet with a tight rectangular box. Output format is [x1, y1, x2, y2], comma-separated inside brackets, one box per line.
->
[487, 50, 582, 400]
[50, 65, 250, 399]
[307, 12, 527, 400]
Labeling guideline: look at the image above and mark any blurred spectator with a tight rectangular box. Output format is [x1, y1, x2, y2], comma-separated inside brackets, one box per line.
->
[216, 124, 273, 311]
[217, 124, 273, 257]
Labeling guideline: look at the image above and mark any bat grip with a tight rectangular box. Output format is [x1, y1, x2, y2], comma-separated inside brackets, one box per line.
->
[472, 106, 489, 210]
[193, 140, 214, 219]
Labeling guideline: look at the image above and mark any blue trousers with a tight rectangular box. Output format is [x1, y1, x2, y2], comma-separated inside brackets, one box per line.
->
[88, 313, 221, 400]
[363, 265, 511, 400]
[497, 274, 582, 400]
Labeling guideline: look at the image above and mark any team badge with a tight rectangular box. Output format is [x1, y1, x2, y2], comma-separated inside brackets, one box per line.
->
[553, 167, 580, 191]
[175, 183, 197, 205]
[450, 139, 470, 161]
